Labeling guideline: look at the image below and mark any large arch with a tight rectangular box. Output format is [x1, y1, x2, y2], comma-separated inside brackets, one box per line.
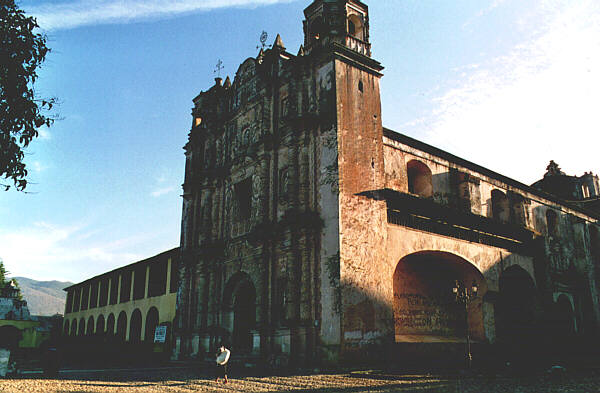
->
[145, 307, 159, 344]
[129, 309, 143, 343]
[116, 311, 127, 342]
[393, 251, 488, 343]
[223, 272, 256, 353]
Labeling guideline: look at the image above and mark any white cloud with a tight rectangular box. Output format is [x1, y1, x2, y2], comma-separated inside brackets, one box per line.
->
[25, 0, 295, 31]
[0, 221, 143, 282]
[37, 128, 51, 140]
[151, 186, 176, 198]
[31, 161, 47, 173]
[409, 0, 600, 184]
[463, 0, 509, 29]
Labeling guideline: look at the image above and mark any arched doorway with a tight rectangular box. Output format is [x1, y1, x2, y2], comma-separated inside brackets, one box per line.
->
[0, 326, 22, 349]
[96, 315, 105, 336]
[70, 319, 78, 336]
[86, 316, 95, 336]
[496, 265, 535, 343]
[393, 251, 487, 343]
[129, 309, 142, 343]
[63, 320, 70, 336]
[78, 318, 85, 336]
[116, 311, 127, 342]
[223, 272, 256, 353]
[106, 313, 115, 336]
[554, 294, 576, 336]
[145, 307, 159, 344]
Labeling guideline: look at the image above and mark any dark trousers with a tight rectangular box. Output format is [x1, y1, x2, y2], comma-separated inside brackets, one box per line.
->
[216, 363, 228, 378]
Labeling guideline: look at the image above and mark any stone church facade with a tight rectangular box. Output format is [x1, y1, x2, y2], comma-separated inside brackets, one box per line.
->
[174, 0, 600, 366]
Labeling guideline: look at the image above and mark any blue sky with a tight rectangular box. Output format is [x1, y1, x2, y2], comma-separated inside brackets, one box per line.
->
[1, 0, 599, 283]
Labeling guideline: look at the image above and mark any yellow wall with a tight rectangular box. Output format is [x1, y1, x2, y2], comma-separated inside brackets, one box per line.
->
[0, 320, 43, 348]
[64, 257, 177, 342]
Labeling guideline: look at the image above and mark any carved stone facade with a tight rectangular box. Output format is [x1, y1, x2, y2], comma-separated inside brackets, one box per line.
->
[175, 0, 600, 366]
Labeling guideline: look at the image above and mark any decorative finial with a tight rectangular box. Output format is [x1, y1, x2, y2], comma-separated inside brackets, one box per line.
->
[214, 59, 224, 78]
[546, 160, 564, 177]
[257, 31, 272, 51]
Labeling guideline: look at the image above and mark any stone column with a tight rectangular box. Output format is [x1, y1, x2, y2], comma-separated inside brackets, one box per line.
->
[259, 152, 272, 357]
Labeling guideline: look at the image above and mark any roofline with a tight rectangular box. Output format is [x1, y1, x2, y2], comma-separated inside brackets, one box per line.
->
[63, 247, 180, 292]
[383, 128, 600, 220]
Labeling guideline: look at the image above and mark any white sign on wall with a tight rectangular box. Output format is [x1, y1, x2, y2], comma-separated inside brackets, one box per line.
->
[154, 326, 167, 343]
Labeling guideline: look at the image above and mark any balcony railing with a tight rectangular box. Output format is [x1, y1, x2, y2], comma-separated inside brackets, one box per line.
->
[346, 35, 371, 57]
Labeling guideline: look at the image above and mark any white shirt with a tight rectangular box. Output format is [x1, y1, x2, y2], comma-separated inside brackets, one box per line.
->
[216, 348, 230, 365]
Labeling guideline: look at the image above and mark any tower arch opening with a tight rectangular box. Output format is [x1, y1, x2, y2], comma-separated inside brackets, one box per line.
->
[348, 14, 365, 41]
[393, 251, 487, 343]
[309, 18, 325, 43]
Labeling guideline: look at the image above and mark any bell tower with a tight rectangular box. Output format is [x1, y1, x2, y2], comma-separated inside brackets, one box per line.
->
[303, 0, 387, 363]
[303, 0, 371, 57]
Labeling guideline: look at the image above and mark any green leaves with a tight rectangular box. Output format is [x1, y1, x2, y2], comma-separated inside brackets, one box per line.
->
[1, 0, 56, 191]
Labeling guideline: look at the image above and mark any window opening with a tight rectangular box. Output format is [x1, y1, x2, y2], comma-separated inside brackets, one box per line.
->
[407, 160, 433, 198]
[546, 210, 559, 237]
[235, 178, 253, 221]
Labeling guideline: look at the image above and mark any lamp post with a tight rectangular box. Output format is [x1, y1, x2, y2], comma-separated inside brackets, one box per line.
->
[453, 280, 478, 369]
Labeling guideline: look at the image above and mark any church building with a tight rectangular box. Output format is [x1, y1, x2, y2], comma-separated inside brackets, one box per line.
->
[174, 0, 600, 367]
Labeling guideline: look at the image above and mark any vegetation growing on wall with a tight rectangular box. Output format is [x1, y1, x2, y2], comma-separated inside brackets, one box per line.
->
[322, 130, 339, 194]
[325, 252, 341, 314]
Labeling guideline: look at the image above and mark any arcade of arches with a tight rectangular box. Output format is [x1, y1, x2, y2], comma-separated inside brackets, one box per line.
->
[63, 306, 166, 344]
[62, 249, 178, 347]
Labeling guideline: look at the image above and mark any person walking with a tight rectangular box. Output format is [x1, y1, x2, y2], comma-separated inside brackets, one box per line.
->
[215, 344, 231, 384]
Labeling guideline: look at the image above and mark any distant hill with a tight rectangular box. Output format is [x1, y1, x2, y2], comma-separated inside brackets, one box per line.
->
[12, 277, 73, 316]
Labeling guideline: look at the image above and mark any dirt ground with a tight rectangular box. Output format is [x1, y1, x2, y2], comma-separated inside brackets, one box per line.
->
[1, 368, 600, 393]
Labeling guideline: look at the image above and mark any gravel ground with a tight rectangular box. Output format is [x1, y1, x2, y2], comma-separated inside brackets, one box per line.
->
[0, 369, 599, 392]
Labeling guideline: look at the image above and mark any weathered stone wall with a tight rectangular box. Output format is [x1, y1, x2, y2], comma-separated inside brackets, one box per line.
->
[177, 37, 337, 363]
[334, 58, 389, 356]
[381, 134, 600, 344]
